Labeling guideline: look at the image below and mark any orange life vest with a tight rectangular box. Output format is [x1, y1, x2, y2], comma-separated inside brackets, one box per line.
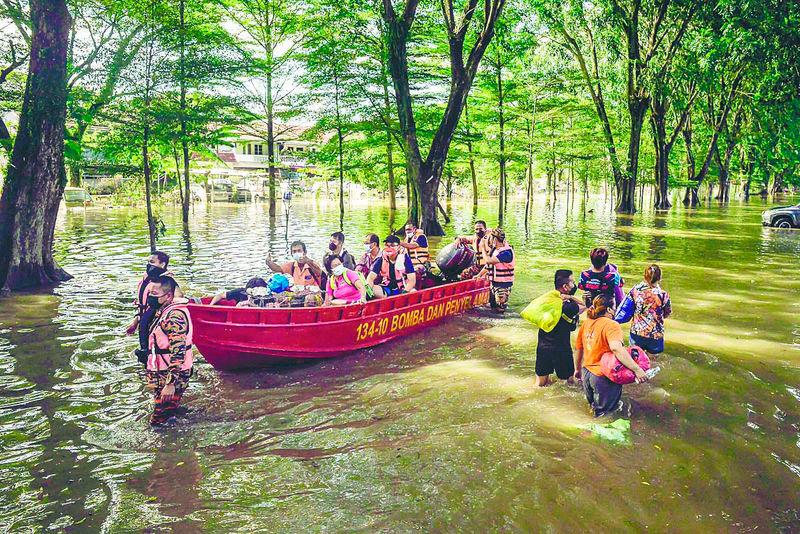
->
[147, 299, 194, 372]
[489, 245, 515, 284]
[474, 234, 490, 266]
[379, 250, 409, 286]
[405, 229, 429, 269]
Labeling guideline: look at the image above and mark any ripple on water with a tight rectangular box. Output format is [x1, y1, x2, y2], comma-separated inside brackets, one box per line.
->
[1, 198, 799, 531]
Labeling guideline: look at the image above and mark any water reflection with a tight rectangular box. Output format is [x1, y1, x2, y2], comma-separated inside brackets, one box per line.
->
[0, 196, 799, 531]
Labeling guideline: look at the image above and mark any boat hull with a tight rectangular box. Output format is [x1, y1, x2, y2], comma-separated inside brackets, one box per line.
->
[188, 278, 491, 370]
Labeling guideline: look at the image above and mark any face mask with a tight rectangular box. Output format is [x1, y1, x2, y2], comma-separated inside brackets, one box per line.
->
[476, 230, 485, 238]
[405, 231, 414, 238]
[146, 295, 162, 309]
[329, 242, 338, 251]
[332, 265, 346, 276]
[364, 244, 372, 253]
[292, 252, 303, 262]
[146, 264, 166, 279]
[568, 284, 578, 296]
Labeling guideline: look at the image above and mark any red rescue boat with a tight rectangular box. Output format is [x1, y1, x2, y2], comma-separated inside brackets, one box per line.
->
[187, 278, 491, 370]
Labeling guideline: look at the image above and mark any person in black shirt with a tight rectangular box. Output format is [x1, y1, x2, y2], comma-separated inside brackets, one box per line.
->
[536, 269, 585, 387]
[209, 277, 268, 306]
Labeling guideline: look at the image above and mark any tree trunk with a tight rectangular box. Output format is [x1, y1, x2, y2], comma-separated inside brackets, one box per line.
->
[334, 73, 345, 224]
[617, 98, 648, 213]
[497, 61, 506, 226]
[68, 163, 81, 187]
[0, 0, 72, 292]
[465, 101, 478, 207]
[379, 37, 397, 211]
[143, 127, 157, 253]
[650, 98, 671, 210]
[524, 118, 534, 226]
[266, 16, 277, 218]
[179, 0, 190, 223]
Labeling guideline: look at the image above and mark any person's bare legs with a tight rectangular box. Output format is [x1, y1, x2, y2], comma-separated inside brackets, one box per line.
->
[536, 375, 550, 387]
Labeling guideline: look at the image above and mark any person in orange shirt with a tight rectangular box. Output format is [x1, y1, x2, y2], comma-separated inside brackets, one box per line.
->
[266, 240, 323, 288]
[574, 294, 649, 416]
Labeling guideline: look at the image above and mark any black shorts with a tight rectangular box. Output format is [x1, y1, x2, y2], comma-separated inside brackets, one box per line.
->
[535, 347, 575, 379]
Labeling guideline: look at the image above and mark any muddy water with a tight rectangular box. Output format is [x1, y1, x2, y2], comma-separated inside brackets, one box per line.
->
[1, 196, 799, 532]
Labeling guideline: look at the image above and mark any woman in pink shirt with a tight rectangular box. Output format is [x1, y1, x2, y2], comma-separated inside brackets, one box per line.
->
[324, 255, 368, 305]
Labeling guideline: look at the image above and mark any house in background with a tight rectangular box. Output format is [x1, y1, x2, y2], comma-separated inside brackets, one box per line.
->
[194, 122, 323, 200]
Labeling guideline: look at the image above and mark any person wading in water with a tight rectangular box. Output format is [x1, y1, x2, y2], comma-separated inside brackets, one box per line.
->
[145, 276, 194, 426]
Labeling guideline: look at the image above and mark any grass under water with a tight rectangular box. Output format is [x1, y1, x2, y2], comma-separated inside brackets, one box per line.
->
[0, 194, 799, 532]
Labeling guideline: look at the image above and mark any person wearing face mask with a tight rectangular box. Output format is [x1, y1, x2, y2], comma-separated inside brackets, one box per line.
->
[366, 235, 417, 298]
[126, 251, 183, 365]
[455, 220, 490, 279]
[266, 240, 322, 288]
[324, 255, 370, 305]
[356, 233, 381, 277]
[399, 223, 429, 272]
[145, 276, 194, 426]
[574, 294, 649, 417]
[320, 232, 356, 290]
[534, 270, 585, 387]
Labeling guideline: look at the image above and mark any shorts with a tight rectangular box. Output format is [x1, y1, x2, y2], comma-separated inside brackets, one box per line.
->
[383, 286, 403, 297]
[630, 332, 664, 354]
[582, 367, 623, 417]
[490, 285, 511, 309]
[535, 347, 575, 379]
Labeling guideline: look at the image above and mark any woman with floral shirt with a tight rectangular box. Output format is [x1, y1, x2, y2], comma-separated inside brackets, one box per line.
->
[626, 264, 672, 355]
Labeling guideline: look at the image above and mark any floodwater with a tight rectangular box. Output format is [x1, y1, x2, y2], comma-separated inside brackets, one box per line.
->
[1, 194, 799, 532]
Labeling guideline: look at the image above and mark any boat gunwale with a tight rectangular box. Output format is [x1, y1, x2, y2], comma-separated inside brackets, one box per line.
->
[188, 278, 490, 328]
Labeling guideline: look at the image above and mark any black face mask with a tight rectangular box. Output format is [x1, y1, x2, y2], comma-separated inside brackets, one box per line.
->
[476, 230, 486, 238]
[329, 242, 338, 251]
[146, 295, 162, 309]
[146, 264, 166, 279]
[568, 284, 578, 296]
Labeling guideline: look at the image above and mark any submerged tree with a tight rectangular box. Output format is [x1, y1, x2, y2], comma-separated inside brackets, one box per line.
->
[382, 0, 506, 235]
[0, 0, 72, 291]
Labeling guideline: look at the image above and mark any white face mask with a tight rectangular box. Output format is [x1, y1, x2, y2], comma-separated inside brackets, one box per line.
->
[292, 252, 303, 261]
[364, 244, 372, 253]
[332, 265, 346, 276]
[405, 231, 414, 238]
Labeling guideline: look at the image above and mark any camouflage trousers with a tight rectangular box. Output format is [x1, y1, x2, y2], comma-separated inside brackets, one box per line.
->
[146, 369, 192, 425]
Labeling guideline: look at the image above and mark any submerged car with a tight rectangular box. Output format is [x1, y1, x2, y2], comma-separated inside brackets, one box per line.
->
[762, 204, 800, 228]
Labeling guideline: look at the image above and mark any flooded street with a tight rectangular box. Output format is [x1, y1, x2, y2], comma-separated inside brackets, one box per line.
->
[1, 195, 799, 531]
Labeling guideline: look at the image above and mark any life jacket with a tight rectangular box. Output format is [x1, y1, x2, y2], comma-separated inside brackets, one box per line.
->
[471, 234, 490, 266]
[147, 299, 194, 372]
[489, 245, 515, 284]
[291, 261, 321, 287]
[329, 269, 374, 298]
[405, 229, 429, 269]
[135, 271, 174, 316]
[379, 250, 408, 286]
